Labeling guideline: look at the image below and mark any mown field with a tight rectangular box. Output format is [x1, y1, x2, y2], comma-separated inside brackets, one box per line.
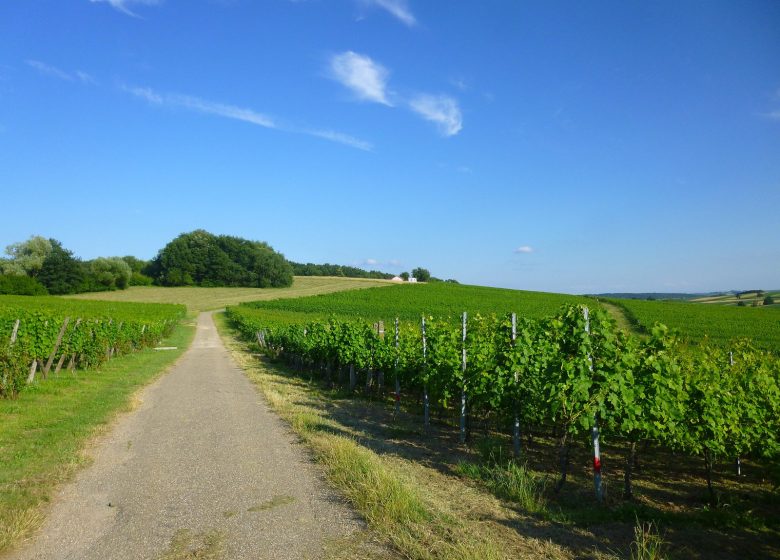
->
[67, 276, 393, 312]
[607, 297, 780, 349]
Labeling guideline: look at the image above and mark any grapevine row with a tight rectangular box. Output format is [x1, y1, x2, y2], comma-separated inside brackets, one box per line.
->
[1, 299, 185, 398]
[226, 304, 780, 501]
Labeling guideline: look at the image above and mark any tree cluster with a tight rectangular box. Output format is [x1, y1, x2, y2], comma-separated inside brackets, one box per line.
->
[146, 230, 293, 288]
[0, 236, 149, 295]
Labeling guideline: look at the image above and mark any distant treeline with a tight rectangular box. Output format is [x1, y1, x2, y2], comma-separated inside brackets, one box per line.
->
[595, 293, 703, 301]
[1, 230, 445, 295]
[290, 262, 394, 280]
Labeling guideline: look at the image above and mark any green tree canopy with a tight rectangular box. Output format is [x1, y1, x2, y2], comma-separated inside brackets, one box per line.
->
[37, 239, 84, 295]
[88, 257, 133, 290]
[148, 230, 293, 288]
[411, 267, 431, 282]
[1, 236, 53, 277]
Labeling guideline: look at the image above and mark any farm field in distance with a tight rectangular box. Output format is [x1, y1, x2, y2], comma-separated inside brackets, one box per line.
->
[690, 290, 780, 307]
[607, 296, 780, 349]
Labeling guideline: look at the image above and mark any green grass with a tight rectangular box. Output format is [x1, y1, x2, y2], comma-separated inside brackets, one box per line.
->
[66, 276, 393, 312]
[0, 319, 195, 553]
[238, 282, 591, 322]
[608, 297, 780, 349]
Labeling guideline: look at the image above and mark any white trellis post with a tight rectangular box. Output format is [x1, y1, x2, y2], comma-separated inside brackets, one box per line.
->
[512, 312, 521, 458]
[422, 316, 429, 433]
[584, 307, 603, 503]
[460, 312, 467, 444]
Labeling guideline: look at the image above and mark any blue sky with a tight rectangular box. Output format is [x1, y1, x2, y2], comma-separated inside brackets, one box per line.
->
[1, 1, 779, 294]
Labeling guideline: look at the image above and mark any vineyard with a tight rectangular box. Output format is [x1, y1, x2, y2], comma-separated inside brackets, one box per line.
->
[227, 294, 780, 505]
[608, 297, 780, 349]
[0, 295, 185, 398]
[240, 282, 591, 321]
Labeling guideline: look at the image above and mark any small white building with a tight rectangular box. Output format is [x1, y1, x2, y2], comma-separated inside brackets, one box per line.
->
[408, 277, 417, 283]
[390, 276, 404, 282]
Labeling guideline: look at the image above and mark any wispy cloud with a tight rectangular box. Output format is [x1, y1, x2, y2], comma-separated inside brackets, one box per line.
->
[450, 77, 468, 91]
[26, 60, 97, 85]
[514, 246, 534, 254]
[124, 85, 163, 104]
[26, 60, 73, 81]
[125, 85, 372, 150]
[764, 110, 780, 121]
[361, 0, 416, 27]
[89, 0, 161, 17]
[76, 71, 98, 85]
[170, 94, 276, 128]
[329, 51, 392, 106]
[408, 94, 462, 137]
[304, 128, 373, 151]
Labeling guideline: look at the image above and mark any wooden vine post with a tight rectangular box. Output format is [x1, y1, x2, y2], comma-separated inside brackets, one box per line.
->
[512, 312, 521, 458]
[10, 319, 20, 345]
[460, 312, 467, 444]
[43, 317, 70, 378]
[584, 307, 603, 503]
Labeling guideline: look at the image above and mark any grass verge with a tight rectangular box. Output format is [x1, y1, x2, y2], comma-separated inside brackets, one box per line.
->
[0, 319, 195, 554]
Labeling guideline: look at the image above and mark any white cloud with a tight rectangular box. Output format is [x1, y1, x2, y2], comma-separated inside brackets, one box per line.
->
[170, 94, 276, 128]
[514, 246, 534, 254]
[329, 51, 392, 106]
[305, 129, 373, 151]
[362, 0, 416, 27]
[89, 0, 161, 17]
[408, 94, 462, 136]
[26, 60, 73, 81]
[125, 85, 372, 150]
[764, 110, 780, 121]
[365, 258, 379, 265]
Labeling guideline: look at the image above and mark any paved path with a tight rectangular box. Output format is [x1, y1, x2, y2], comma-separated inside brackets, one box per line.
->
[7, 312, 360, 560]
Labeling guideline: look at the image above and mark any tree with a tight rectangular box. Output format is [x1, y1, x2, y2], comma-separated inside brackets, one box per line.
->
[764, 295, 775, 306]
[37, 239, 84, 295]
[400, 272, 410, 281]
[2, 236, 52, 277]
[88, 257, 132, 290]
[411, 267, 431, 282]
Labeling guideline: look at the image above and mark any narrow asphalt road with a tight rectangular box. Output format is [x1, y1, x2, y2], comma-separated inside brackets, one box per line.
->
[7, 312, 361, 560]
